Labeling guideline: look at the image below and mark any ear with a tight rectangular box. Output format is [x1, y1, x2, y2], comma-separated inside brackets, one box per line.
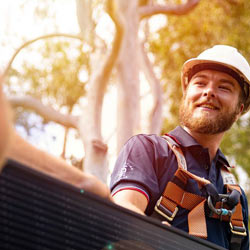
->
[240, 103, 244, 113]
[182, 83, 189, 97]
[181, 75, 189, 95]
[235, 103, 244, 121]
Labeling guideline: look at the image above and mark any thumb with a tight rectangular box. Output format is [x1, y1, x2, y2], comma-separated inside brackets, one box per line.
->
[162, 221, 171, 227]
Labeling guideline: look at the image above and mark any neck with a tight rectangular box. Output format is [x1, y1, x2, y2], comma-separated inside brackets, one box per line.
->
[183, 126, 224, 162]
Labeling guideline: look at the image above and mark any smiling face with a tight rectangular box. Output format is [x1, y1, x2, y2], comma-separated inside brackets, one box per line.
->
[179, 69, 244, 135]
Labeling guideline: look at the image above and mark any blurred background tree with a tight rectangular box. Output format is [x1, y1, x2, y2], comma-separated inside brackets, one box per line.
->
[6, 37, 88, 168]
[2, 0, 250, 190]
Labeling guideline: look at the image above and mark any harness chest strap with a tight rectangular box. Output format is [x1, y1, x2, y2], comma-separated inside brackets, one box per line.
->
[219, 169, 246, 236]
[155, 135, 246, 240]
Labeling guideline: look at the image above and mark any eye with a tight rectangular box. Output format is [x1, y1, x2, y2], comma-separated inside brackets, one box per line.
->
[194, 81, 205, 86]
[219, 85, 232, 92]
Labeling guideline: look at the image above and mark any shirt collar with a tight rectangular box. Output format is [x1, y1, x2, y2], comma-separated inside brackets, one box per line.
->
[217, 149, 231, 168]
[169, 126, 231, 168]
[169, 126, 200, 147]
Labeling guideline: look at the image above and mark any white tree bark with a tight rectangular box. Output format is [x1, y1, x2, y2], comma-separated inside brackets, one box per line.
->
[78, 0, 123, 182]
[76, 0, 94, 43]
[9, 96, 78, 128]
[139, 44, 163, 135]
[116, 0, 141, 152]
[138, 0, 200, 19]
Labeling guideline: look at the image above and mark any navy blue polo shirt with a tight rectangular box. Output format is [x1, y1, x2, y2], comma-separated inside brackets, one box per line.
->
[110, 126, 249, 249]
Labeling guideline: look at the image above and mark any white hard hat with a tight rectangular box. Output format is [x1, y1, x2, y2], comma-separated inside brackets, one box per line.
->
[181, 45, 250, 113]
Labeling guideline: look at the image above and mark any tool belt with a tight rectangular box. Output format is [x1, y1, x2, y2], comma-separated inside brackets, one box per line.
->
[154, 135, 247, 249]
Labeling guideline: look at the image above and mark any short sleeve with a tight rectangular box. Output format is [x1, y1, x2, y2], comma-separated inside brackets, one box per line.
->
[110, 134, 161, 202]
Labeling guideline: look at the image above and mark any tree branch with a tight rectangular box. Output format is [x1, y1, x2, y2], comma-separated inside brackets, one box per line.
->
[139, 0, 200, 19]
[9, 95, 78, 128]
[102, 0, 124, 84]
[2, 33, 83, 80]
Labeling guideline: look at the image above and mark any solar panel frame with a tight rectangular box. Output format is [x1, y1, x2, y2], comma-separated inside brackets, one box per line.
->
[0, 159, 225, 250]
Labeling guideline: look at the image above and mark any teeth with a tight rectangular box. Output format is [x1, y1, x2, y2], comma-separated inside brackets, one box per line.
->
[200, 104, 216, 110]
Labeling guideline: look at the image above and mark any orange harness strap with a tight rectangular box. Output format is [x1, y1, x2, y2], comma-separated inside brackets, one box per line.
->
[155, 135, 246, 241]
[188, 200, 207, 238]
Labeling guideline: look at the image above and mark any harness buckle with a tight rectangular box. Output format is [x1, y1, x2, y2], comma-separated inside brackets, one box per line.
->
[230, 222, 247, 237]
[154, 196, 178, 221]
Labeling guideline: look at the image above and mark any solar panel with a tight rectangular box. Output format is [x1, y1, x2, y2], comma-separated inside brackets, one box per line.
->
[0, 159, 225, 250]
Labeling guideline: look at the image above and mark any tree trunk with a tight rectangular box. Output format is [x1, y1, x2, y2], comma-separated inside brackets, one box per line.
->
[116, 0, 140, 152]
[78, 0, 123, 183]
[140, 43, 163, 135]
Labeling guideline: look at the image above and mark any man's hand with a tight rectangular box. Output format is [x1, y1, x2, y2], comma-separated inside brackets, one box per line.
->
[76, 172, 111, 200]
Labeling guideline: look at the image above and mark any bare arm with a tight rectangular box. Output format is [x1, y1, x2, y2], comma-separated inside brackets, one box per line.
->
[0, 83, 13, 171]
[112, 189, 148, 215]
[113, 189, 171, 227]
[7, 130, 111, 199]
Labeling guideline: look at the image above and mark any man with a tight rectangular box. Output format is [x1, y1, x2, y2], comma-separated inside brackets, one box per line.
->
[110, 45, 249, 249]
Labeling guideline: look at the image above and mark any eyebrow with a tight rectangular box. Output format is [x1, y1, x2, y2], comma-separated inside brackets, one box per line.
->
[192, 73, 236, 87]
[191, 73, 208, 80]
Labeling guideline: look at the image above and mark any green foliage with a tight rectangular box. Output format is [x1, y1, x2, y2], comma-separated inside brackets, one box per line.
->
[7, 38, 89, 115]
[149, 0, 250, 175]
[6, 37, 89, 165]
[221, 116, 250, 176]
[9, 39, 88, 111]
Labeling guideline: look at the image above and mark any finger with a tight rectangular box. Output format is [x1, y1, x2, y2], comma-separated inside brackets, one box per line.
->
[162, 221, 171, 226]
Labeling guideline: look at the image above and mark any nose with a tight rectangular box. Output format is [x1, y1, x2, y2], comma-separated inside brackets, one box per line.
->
[203, 85, 216, 98]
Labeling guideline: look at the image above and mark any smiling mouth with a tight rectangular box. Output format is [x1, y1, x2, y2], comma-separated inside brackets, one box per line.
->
[197, 103, 219, 110]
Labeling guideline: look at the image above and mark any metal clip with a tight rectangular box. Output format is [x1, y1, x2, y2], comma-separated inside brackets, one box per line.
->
[207, 195, 235, 218]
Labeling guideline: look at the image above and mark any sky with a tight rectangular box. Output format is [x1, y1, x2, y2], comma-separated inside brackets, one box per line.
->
[0, 1, 77, 66]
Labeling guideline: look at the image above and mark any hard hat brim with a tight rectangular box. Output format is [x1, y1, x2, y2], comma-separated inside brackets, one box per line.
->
[182, 59, 250, 87]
